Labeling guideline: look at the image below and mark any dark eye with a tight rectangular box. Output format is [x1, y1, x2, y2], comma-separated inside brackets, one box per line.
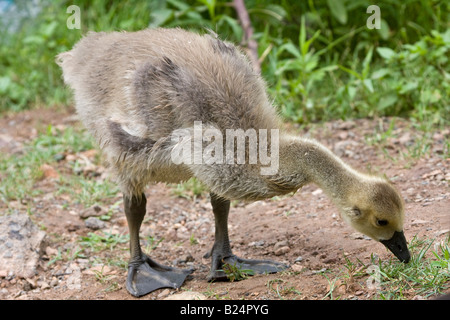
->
[377, 219, 388, 226]
[353, 207, 361, 216]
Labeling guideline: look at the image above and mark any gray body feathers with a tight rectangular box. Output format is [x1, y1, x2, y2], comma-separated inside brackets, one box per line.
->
[57, 28, 289, 199]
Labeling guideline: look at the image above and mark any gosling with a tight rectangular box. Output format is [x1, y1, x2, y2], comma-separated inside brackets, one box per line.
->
[57, 28, 410, 297]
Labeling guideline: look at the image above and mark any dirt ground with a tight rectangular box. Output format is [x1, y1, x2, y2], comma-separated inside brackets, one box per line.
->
[0, 107, 449, 300]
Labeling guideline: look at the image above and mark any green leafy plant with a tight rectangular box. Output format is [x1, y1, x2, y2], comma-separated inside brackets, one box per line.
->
[79, 231, 129, 253]
[220, 261, 255, 282]
[373, 235, 450, 299]
[322, 235, 450, 300]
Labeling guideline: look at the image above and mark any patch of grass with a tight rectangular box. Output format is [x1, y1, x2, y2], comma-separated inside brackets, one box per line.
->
[362, 118, 448, 162]
[92, 265, 121, 290]
[0, 124, 95, 204]
[405, 134, 433, 160]
[0, 123, 120, 209]
[373, 235, 450, 299]
[203, 285, 232, 300]
[46, 245, 87, 267]
[190, 234, 199, 245]
[46, 248, 64, 266]
[56, 175, 119, 208]
[267, 278, 302, 300]
[365, 118, 397, 146]
[323, 235, 450, 300]
[79, 231, 129, 253]
[142, 235, 164, 253]
[104, 257, 128, 271]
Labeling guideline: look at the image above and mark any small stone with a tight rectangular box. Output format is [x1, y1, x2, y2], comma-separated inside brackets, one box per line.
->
[249, 240, 265, 247]
[157, 289, 170, 298]
[349, 233, 371, 240]
[25, 278, 37, 289]
[422, 170, 441, 179]
[164, 228, 178, 241]
[337, 120, 355, 130]
[312, 268, 327, 274]
[66, 154, 77, 161]
[76, 258, 90, 270]
[180, 253, 194, 263]
[398, 132, 413, 145]
[433, 132, 444, 141]
[0, 288, 9, 299]
[50, 277, 59, 287]
[177, 226, 189, 239]
[173, 223, 183, 230]
[164, 291, 207, 300]
[273, 241, 289, 251]
[45, 246, 59, 257]
[80, 149, 98, 159]
[66, 220, 81, 232]
[84, 217, 107, 230]
[333, 140, 359, 157]
[0, 213, 46, 278]
[337, 131, 348, 140]
[350, 233, 364, 240]
[291, 264, 303, 272]
[411, 219, 429, 226]
[324, 257, 337, 264]
[79, 205, 105, 218]
[23, 281, 33, 292]
[295, 256, 303, 263]
[435, 229, 450, 237]
[274, 246, 290, 256]
[39, 281, 50, 290]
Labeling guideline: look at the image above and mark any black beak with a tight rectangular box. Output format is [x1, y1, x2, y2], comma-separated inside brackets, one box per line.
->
[380, 231, 411, 263]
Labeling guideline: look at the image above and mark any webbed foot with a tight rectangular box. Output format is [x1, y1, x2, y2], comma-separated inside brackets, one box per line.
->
[207, 254, 289, 282]
[126, 254, 194, 297]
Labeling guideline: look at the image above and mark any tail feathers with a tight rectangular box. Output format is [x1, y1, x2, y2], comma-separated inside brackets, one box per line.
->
[107, 120, 157, 155]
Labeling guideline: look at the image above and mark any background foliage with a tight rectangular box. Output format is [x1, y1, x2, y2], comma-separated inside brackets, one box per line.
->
[0, 0, 448, 127]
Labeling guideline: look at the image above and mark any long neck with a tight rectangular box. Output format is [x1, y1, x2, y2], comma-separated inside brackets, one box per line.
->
[279, 136, 362, 205]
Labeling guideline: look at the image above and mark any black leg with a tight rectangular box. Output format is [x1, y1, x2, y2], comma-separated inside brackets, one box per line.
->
[124, 193, 193, 297]
[124, 193, 146, 263]
[206, 193, 289, 281]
